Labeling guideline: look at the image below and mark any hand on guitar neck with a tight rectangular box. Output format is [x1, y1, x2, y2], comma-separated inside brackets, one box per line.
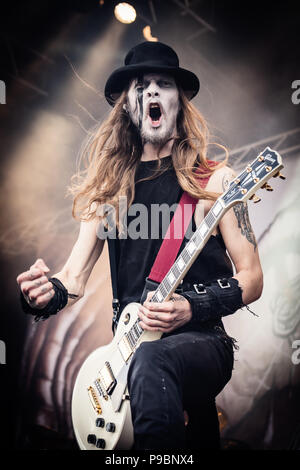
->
[138, 291, 192, 334]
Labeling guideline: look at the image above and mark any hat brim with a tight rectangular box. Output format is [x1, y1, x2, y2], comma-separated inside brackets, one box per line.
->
[104, 63, 200, 106]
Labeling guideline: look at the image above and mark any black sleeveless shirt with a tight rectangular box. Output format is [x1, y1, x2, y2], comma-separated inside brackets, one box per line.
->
[113, 155, 233, 313]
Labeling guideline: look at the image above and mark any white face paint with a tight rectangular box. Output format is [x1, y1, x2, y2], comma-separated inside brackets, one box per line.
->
[126, 73, 180, 146]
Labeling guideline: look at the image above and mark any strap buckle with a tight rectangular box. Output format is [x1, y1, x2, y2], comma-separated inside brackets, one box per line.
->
[193, 283, 206, 294]
[112, 298, 120, 312]
[217, 278, 231, 289]
[112, 298, 120, 333]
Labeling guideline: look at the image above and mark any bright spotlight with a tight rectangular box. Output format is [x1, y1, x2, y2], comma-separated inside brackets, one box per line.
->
[114, 3, 136, 24]
[143, 25, 158, 42]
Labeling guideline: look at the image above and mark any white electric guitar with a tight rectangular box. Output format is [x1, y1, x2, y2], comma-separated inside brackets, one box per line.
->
[71, 147, 285, 450]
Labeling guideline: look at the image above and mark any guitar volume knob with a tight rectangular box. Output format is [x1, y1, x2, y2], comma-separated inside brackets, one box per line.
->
[96, 438, 106, 449]
[95, 417, 105, 428]
[106, 422, 116, 433]
[87, 434, 97, 445]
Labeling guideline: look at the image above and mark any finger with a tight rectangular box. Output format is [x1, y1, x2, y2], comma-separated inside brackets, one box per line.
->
[17, 268, 45, 285]
[139, 305, 171, 321]
[30, 288, 55, 309]
[139, 305, 174, 323]
[145, 291, 155, 302]
[138, 309, 171, 328]
[30, 259, 48, 272]
[144, 300, 175, 313]
[139, 319, 174, 333]
[27, 281, 54, 302]
[138, 319, 165, 332]
[34, 258, 50, 273]
[21, 276, 49, 296]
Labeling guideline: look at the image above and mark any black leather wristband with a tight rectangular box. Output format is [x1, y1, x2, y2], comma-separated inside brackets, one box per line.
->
[181, 277, 243, 323]
[20, 277, 69, 322]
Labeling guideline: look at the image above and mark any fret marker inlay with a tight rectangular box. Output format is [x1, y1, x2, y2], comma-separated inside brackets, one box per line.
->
[187, 241, 196, 254]
[199, 223, 208, 237]
[156, 291, 163, 301]
[177, 258, 185, 271]
[212, 201, 222, 216]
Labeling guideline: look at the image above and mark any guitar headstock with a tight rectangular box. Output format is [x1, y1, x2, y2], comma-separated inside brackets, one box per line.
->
[221, 147, 285, 207]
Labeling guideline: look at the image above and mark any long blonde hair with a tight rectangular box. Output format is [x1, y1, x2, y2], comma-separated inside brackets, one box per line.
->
[68, 87, 228, 229]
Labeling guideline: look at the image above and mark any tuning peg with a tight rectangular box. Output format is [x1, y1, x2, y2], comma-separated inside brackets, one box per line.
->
[249, 194, 261, 203]
[262, 183, 273, 191]
[273, 171, 286, 180]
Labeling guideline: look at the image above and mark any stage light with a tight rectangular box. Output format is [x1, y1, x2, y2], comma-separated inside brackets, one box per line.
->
[114, 3, 136, 24]
[143, 25, 158, 42]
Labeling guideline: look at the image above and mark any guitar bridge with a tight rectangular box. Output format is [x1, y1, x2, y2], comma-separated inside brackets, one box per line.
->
[87, 386, 102, 415]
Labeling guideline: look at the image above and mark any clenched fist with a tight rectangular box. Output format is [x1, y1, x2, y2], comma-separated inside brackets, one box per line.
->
[16, 258, 55, 310]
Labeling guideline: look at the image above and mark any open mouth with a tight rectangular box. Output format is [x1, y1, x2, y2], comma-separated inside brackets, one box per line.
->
[148, 103, 162, 127]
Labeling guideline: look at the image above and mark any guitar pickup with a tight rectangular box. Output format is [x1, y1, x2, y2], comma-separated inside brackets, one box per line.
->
[118, 336, 134, 363]
[99, 361, 117, 395]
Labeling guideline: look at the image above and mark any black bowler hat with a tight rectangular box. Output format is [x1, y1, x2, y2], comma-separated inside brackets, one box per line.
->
[104, 41, 200, 106]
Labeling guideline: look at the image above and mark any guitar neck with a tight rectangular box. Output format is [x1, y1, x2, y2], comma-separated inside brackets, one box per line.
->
[150, 197, 227, 303]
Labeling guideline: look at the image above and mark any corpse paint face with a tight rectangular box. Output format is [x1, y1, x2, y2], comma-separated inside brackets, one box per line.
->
[126, 73, 180, 145]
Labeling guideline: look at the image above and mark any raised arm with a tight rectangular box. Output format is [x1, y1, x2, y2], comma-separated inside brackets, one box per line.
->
[52, 216, 105, 302]
[17, 215, 105, 313]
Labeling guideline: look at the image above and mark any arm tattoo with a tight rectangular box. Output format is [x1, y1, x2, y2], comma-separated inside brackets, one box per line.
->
[222, 171, 235, 192]
[170, 294, 186, 302]
[222, 175, 230, 191]
[233, 202, 257, 251]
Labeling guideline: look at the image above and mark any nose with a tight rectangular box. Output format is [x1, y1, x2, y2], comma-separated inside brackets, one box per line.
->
[146, 80, 159, 98]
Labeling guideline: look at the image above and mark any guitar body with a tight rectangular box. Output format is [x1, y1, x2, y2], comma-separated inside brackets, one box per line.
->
[71, 302, 161, 450]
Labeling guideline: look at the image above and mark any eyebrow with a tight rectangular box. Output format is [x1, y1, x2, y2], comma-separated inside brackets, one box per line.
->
[134, 77, 175, 86]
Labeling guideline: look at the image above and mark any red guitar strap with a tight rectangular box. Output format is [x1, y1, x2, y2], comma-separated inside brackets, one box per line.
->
[148, 161, 217, 283]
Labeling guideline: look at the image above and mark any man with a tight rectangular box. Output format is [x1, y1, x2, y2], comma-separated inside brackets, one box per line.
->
[17, 42, 263, 449]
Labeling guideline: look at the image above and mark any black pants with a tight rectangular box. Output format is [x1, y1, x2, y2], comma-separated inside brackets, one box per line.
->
[127, 328, 234, 450]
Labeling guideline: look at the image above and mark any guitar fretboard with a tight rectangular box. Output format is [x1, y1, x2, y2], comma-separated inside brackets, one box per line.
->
[126, 319, 144, 348]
